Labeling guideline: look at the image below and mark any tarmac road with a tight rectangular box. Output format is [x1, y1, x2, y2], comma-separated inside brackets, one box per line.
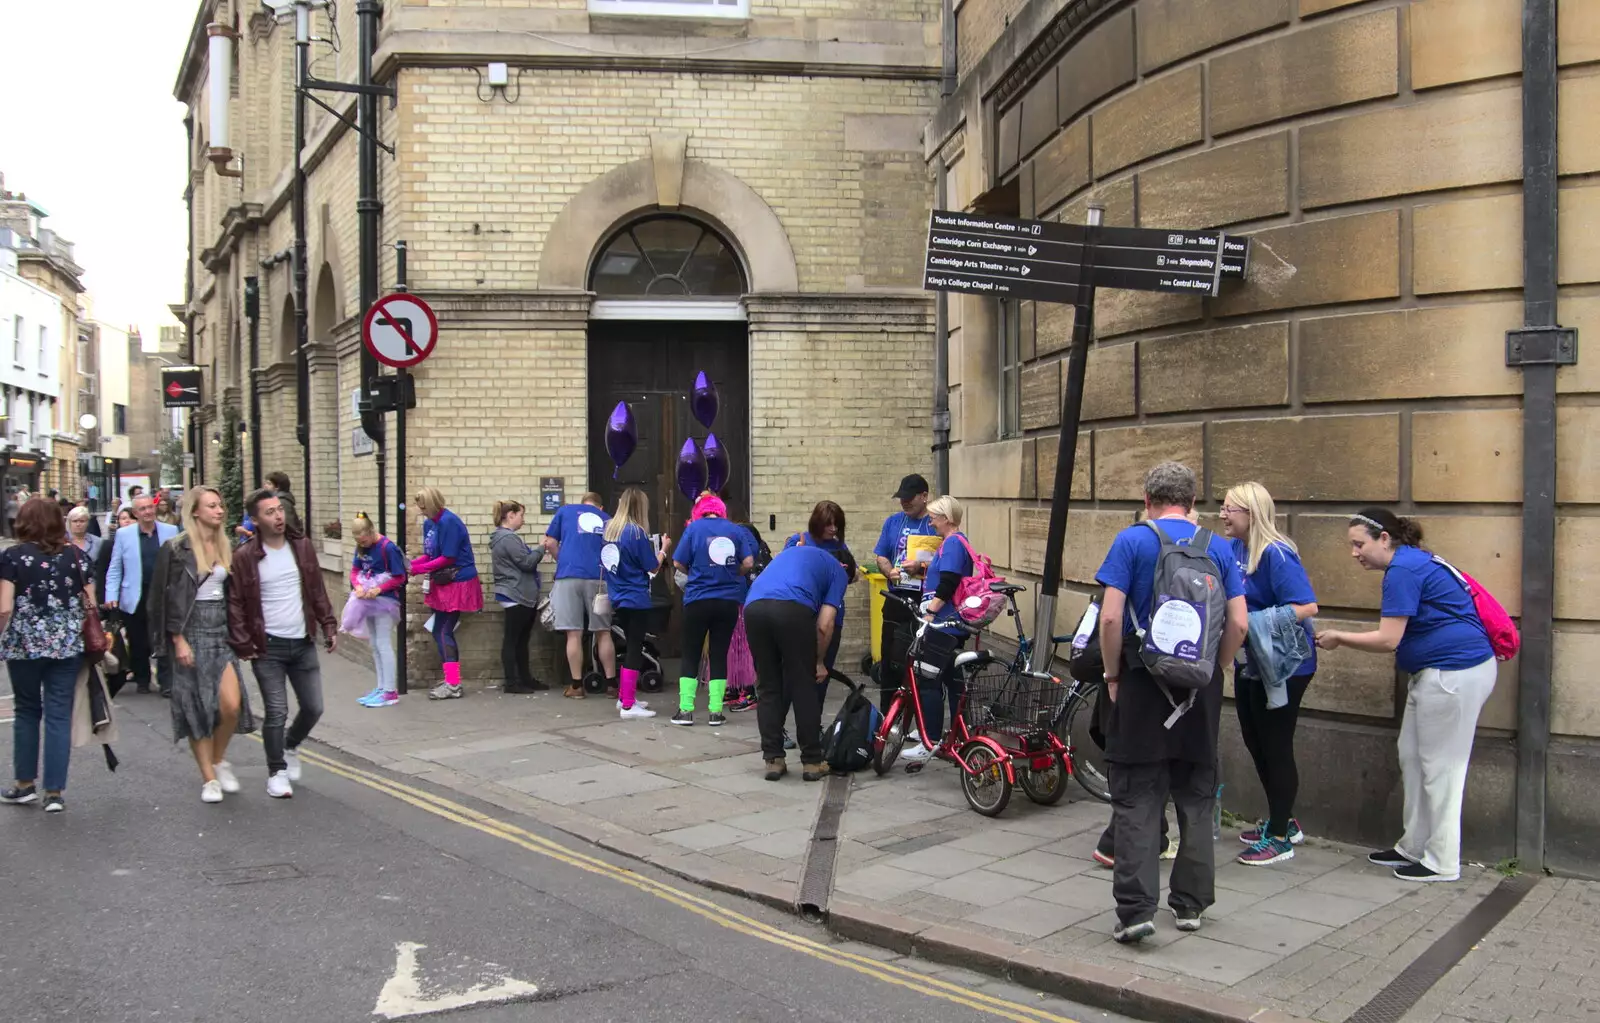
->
[0, 678, 1138, 1023]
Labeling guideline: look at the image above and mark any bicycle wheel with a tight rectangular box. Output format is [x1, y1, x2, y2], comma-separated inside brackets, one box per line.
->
[959, 741, 1012, 817]
[1060, 688, 1111, 803]
[1019, 752, 1069, 805]
[873, 697, 910, 776]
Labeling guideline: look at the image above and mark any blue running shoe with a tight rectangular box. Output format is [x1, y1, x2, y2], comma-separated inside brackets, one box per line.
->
[358, 685, 383, 705]
[1237, 834, 1295, 866]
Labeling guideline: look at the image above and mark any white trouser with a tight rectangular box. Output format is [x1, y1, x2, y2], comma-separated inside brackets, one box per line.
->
[369, 612, 398, 694]
[1395, 657, 1497, 877]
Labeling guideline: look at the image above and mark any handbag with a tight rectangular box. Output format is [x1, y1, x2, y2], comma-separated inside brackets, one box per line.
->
[72, 547, 108, 664]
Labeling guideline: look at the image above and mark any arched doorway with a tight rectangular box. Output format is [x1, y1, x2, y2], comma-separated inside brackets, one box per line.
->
[585, 214, 751, 638]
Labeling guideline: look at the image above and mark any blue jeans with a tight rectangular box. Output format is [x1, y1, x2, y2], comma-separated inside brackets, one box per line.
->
[10, 656, 81, 792]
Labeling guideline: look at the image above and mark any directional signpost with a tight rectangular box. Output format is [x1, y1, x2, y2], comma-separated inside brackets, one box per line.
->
[922, 207, 1252, 671]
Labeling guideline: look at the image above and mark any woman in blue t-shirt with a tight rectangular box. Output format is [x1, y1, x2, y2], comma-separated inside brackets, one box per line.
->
[783, 501, 858, 676]
[1218, 482, 1319, 867]
[671, 493, 754, 727]
[601, 488, 671, 720]
[901, 495, 974, 764]
[1316, 507, 1496, 884]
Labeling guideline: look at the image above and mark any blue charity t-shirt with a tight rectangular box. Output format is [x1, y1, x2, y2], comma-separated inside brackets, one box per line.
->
[545, 502, 610, 581]
[1231, 538, 1318, 677]
[784, 532, 854, 622]
[600, 523, 657, 611]
[874, 511, 936, 576]
[921, 532, 975, 630]
[1096, 519, 1246, 637]
[746, 544, 848, 614]
[1382, 545, 1494, 674]
[677, 517, 754, 605]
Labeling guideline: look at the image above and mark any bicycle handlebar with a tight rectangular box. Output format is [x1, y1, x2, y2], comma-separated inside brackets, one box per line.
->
[878, 589, 985, 638]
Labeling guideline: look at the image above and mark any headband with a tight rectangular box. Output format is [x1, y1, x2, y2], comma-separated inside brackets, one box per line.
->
[691, 493, 727, 522]
[1350, 514, 1386, 533]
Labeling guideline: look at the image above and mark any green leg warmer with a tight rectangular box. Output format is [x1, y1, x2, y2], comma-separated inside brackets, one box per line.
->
[708, 679, 728, 714]
[678, 676, 697, 713]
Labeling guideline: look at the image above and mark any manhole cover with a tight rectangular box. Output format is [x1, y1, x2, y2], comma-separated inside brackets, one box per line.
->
[202, 863, 304, 886]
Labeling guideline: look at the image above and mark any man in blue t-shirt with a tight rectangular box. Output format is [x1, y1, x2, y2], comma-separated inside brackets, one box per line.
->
[872, 473, 937, 708]
[543, 493, 617, 698]
[1093, 461, 1247, 945]
[744, 544, 848, 782]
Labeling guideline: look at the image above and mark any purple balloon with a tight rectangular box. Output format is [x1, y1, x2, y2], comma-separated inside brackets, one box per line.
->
[704, 433, 730, 494]
[690, 371, 719, 429]
[605, 401, 636, 479]
[676, 437, 707, 502]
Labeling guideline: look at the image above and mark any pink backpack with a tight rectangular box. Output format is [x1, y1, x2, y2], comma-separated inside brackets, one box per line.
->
[950, 533, 1007, 627]
[1432, 556, 1520, 662]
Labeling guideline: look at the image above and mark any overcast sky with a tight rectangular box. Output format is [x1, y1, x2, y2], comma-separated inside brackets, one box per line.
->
[0, 1, 196, 346]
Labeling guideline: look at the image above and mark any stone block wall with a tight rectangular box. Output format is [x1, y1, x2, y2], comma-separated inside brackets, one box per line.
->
[940, 0, 1600, 865]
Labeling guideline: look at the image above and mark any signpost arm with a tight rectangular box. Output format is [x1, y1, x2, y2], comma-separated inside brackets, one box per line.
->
[1029, 204, 1103, 673]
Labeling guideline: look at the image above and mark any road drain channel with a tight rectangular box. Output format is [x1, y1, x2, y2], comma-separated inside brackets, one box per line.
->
[796, 773, 850, 922]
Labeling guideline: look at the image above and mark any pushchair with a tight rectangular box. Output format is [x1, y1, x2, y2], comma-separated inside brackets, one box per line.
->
[582, 622, 665, 694]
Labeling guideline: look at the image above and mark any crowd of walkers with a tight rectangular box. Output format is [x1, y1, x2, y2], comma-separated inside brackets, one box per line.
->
[0, 459, 1509, 952]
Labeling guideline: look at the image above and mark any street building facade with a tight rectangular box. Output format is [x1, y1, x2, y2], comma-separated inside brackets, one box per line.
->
[933, 0, 1599, 872]
[174, 1, 942, 677]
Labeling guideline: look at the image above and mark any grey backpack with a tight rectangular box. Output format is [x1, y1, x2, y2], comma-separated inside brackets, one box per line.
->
[1128, 521, 1227, 728]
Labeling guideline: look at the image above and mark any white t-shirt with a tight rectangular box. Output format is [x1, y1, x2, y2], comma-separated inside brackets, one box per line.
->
[196, 564, 227, 602]
[259, 541, 306, 639]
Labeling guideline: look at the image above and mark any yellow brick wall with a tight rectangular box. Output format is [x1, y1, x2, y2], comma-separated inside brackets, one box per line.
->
[956, 0, 1028, 79]
[398, 69, 936, 292]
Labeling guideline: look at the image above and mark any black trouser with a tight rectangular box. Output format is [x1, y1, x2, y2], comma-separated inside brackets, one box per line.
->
[1234, 670, 1314, 839]
[681, 598, 740, 680]
[879, 592, 916, 713]
[614, 606, 649, 673]
[746, 599, 822, 763]
[501, 603, 538, 687]
[125, 601, 171, 694]
[1109, 758, 1216, 926]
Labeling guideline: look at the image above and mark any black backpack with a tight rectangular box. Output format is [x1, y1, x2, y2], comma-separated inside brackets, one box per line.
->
[1067, 594, 1105, 684]
[822, 677, 881, 772]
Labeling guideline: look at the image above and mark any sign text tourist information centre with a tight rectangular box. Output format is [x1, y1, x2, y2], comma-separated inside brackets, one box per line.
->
[923, 210, 1250, 301]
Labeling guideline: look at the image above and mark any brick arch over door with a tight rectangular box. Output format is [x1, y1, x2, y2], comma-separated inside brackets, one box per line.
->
[537, 158, 798, 293]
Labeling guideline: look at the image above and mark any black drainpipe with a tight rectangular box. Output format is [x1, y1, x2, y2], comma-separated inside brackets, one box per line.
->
[931, 0, 956, 494]
[1510, 0, 1575, 871]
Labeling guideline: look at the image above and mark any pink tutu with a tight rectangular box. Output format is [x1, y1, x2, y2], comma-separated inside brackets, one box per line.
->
[726, 606, 756, 691]
[425, 577, 484, 613]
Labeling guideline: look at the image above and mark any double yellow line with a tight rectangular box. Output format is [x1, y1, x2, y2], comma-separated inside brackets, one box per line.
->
[289, 745, 1086, 1023]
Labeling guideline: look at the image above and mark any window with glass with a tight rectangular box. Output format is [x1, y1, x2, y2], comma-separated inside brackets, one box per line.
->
[37, 325, 46, 369]
[12, 315, 22, 364]
[587, 0, 748, 19]
[113, 403, 128, 434]
[589, 216, 746, 298]
[998, 300, 1022, 439]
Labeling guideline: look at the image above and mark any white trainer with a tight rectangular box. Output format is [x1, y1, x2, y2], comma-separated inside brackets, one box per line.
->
[619, 705, 657, 720]
[616, 699, 650, 710]
[214, 761, 241, 794]
[266, 771, 294, 799]
[201, 780, 224, 804]
[284, 748, 303, 783]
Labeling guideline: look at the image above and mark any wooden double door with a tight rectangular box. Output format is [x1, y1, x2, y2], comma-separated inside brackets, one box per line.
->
[586, 320, 750, 555]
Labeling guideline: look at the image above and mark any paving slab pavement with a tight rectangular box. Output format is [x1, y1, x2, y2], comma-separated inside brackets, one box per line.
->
[288, 651, 1590, 1023]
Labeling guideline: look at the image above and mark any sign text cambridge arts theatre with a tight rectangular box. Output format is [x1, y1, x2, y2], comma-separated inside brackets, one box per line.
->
[922, 211, 1250, 304]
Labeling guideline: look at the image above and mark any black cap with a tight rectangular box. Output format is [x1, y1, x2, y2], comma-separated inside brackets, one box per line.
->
[893, 474, 930, 500]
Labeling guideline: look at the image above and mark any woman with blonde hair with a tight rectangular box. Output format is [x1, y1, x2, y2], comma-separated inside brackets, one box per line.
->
[348, 512, 407, 707]
[152, 486, 256, 803]
[1218, 482, 1319, 866]
[901, 495, 976, 764]
[408, 487, 482, 700]
[602, 488, 670, 719]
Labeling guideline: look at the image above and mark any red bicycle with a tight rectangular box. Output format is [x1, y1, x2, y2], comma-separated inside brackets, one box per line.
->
[871, 592, 1074, 817]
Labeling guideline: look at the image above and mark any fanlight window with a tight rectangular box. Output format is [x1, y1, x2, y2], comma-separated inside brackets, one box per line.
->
[590, 217, 746, 298]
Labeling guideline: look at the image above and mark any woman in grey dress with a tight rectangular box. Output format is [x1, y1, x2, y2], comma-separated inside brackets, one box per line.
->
[151, 486, 256, 803]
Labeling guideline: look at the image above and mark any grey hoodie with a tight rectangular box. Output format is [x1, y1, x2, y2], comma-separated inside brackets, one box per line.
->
[491, 526, 544, 607]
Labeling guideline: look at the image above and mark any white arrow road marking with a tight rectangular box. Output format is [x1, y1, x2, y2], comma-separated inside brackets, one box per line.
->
[372, 941, 539, 1020]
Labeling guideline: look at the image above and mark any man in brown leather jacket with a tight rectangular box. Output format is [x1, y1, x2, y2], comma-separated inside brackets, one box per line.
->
[227, 488, 337, 798]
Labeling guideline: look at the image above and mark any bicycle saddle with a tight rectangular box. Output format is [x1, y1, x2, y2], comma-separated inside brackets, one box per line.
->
[988, 581, 1027, 594]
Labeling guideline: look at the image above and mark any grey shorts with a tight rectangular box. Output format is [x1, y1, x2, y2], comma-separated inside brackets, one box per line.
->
[551, 578, 612, 633]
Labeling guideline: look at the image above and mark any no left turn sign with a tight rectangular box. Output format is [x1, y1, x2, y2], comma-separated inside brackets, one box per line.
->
[362, 293, 438, 369]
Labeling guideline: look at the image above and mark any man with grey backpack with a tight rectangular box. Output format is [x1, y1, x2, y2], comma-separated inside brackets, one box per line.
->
[1094, 462, 1248, 944]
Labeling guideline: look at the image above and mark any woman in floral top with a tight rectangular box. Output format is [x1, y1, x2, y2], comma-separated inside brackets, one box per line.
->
[0, 498, 95, 813]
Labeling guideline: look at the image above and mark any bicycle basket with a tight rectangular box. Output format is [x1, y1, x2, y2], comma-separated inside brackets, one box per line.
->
[960, 664, 1070, 735]
[907, 625, 963, 684]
